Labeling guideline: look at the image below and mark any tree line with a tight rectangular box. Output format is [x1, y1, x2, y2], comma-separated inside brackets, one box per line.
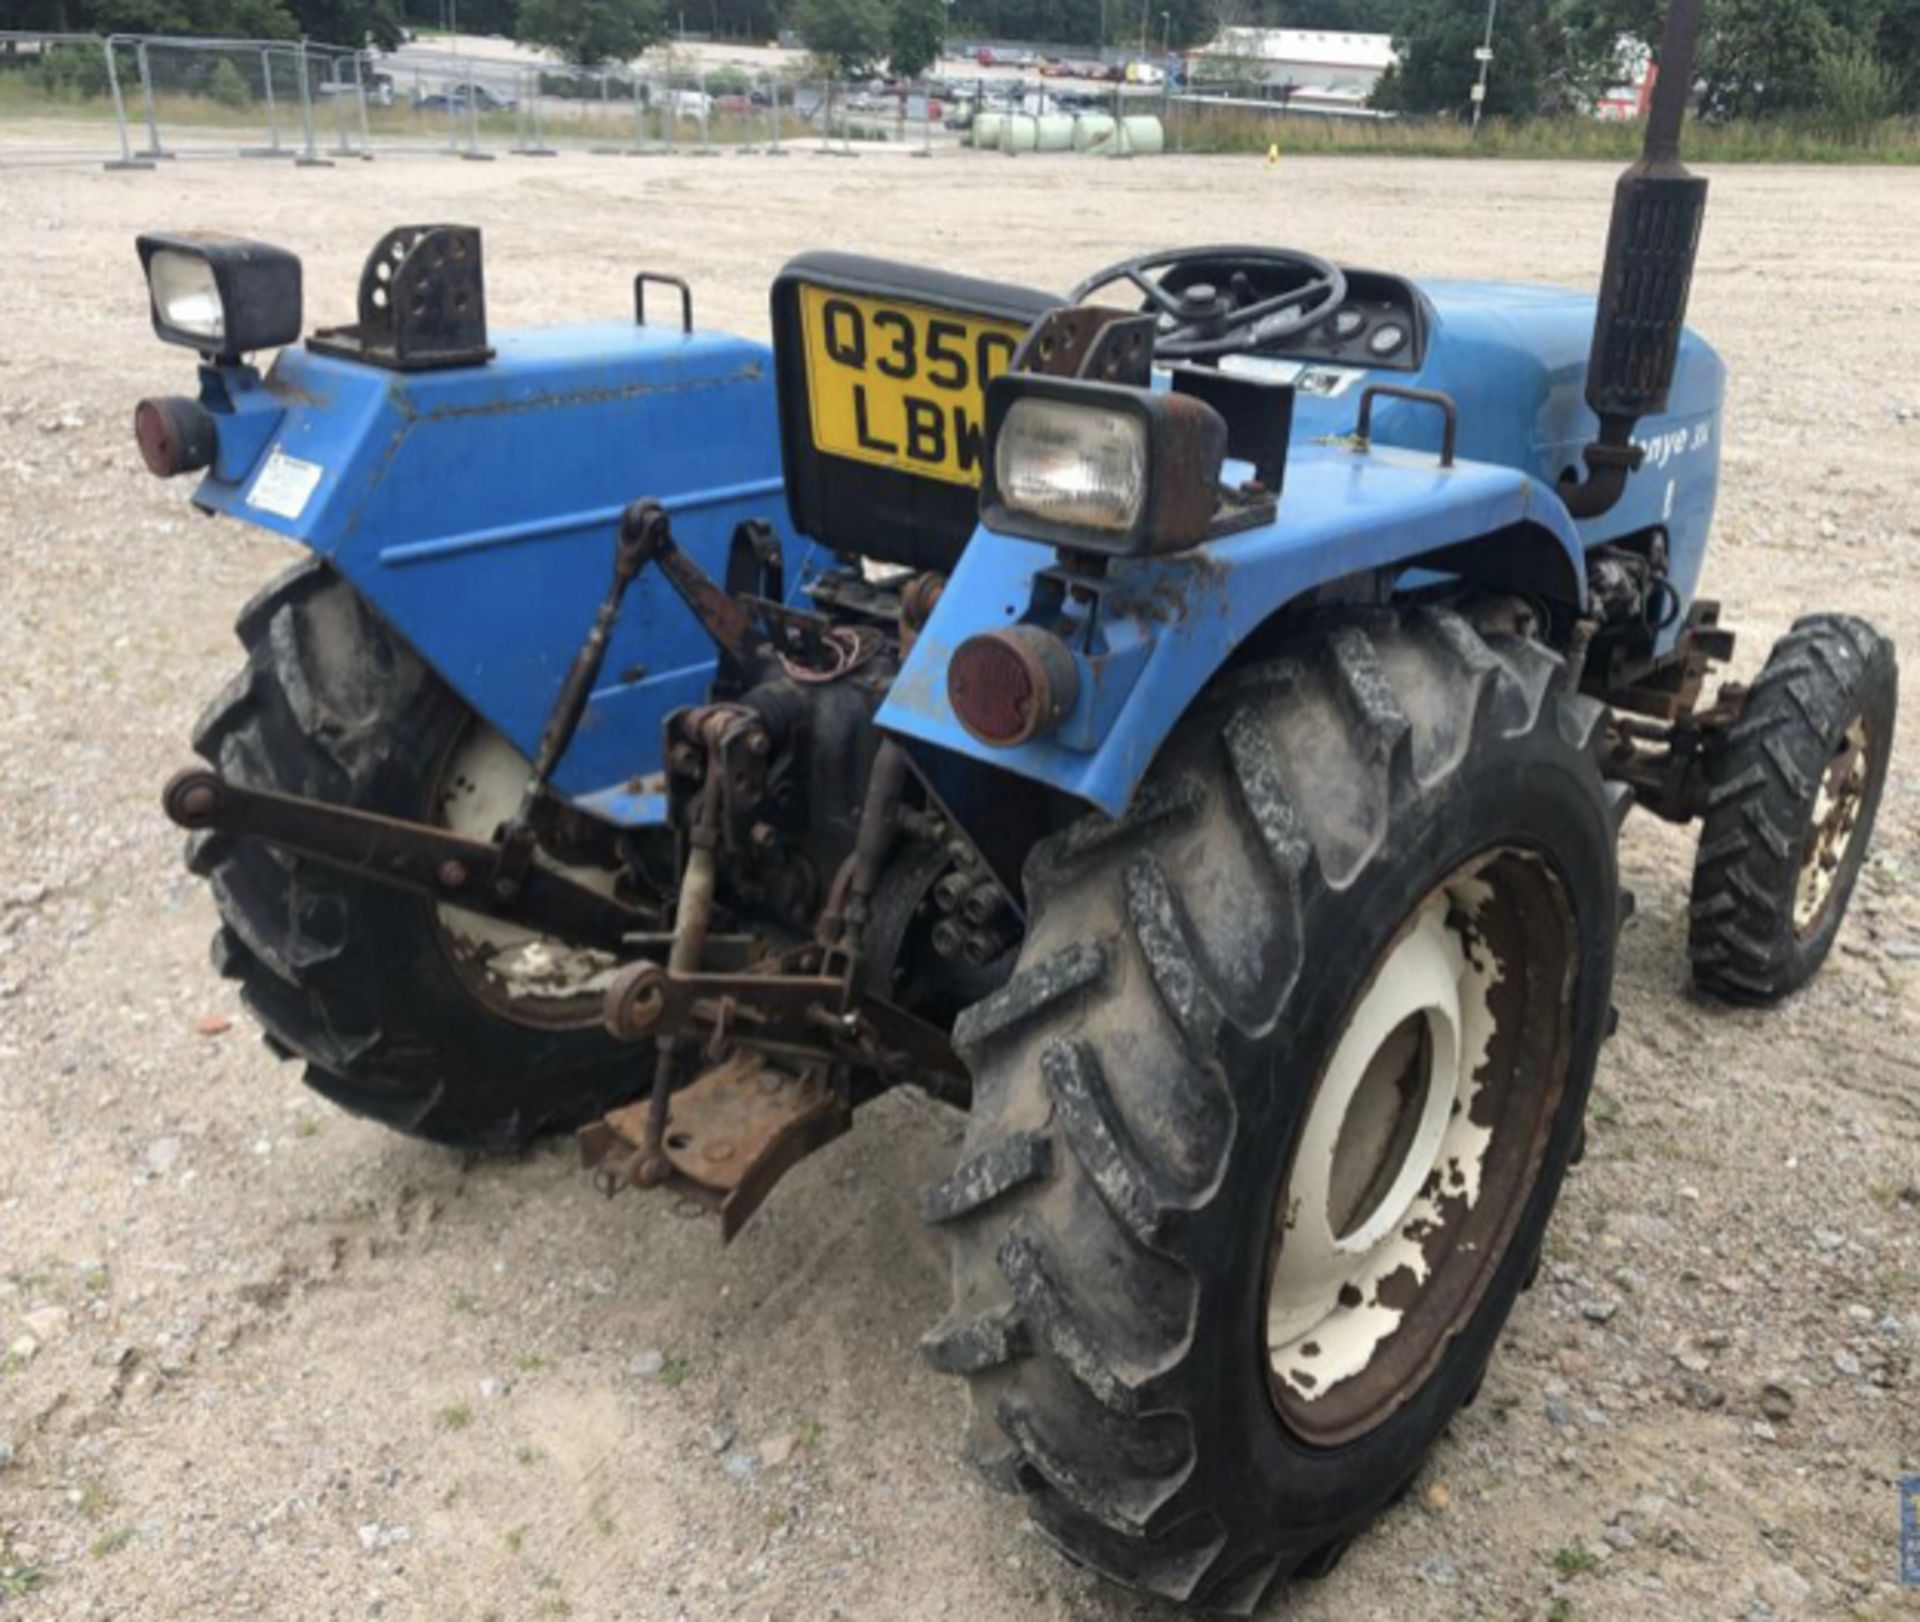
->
[1376, 0, 1920, 123]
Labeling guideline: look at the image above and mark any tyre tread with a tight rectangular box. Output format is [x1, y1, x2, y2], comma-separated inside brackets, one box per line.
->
[1689, 615, 1896, 1002]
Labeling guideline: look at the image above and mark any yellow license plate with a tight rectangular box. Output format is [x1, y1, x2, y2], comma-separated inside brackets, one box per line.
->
[798, 285, 1029, 486]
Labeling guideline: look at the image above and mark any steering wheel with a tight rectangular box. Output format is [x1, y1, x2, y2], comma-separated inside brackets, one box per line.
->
[1070, 245, 1348, 362]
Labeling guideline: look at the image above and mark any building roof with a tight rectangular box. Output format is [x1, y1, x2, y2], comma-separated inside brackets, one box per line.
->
[1195, 28, 1398, 71]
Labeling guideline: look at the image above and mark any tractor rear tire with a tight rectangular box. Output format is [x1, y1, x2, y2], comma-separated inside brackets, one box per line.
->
[923, 609, 1625, 1610]
[188, 561, 648, 1150]
[1689, 614, 1897, 1004]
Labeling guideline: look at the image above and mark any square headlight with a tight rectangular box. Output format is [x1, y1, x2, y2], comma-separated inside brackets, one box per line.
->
[980, 373, 1226, 556]
[135, 232, 302, 362]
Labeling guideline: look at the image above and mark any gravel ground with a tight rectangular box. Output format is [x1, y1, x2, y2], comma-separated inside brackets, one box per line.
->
[1, 149, 1917, 1622]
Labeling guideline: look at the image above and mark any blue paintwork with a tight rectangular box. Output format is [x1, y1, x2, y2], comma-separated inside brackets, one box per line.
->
[878, 278, 1726, 817]
[181, 272, 1724, 830]
[187, 321, 814, 800]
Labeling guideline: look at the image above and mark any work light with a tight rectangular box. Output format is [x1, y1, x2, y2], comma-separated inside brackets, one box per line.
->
[981, 374, 1226, 556]
[996, 397, 1147, 535]
[135, 233, 302, 362]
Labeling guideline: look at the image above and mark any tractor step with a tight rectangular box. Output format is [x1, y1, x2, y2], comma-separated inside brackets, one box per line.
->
[579, 1052, 849, 1241]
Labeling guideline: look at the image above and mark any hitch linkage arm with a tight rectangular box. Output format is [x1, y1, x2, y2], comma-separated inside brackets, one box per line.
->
[162, 769, 658, 951]
[621, 499, 767, 679]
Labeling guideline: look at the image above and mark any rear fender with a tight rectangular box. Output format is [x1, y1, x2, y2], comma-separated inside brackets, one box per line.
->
[185, 322, 807, 802]
[878, 442, 1586, 819]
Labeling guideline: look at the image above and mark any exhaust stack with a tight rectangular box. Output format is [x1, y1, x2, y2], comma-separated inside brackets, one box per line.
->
[1561, 0, 1708, 519]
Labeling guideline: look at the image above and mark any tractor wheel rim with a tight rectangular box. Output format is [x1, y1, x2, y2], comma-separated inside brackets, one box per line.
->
[431, 721, 623, 1025]
[1265, 852, 1573, 1446]
[1794, 716, 1870, 938]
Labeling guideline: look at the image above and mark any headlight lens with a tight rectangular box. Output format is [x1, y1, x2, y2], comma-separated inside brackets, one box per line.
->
[148, 250, 225, 343]
[135, 234, 302, 359]
[996, 397, 1147, 534]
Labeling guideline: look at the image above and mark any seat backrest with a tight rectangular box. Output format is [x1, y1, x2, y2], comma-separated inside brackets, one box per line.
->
[770, 252, 1059, 573]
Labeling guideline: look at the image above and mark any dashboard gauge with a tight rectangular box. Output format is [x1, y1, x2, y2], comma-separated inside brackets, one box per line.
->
[1330, 306, 1367, 340]
[1367, 321, 1409, 358]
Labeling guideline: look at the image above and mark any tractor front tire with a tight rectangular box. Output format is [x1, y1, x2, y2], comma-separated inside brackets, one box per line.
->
[1689, 614, 1897, 1004]
[188, 562, 648, 1150]
[924, 609, 1625, 1610]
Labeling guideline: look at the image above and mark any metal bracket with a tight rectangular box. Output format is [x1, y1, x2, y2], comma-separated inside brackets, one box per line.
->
[579, 1052, 849, 1242]
[726, 518, 785, 605]
[1012, 307, 1157, 386]
[1166, 362, 1293, 498]
[308, 225, 493, 373]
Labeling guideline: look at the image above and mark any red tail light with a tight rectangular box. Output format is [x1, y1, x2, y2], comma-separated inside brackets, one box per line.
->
[134, 396, 215, 478]
[947, 627, 1079, 747]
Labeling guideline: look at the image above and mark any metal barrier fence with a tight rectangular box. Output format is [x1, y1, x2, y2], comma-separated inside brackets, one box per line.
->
[0, 32, 1371, 169]
[0, 32, 954, 169]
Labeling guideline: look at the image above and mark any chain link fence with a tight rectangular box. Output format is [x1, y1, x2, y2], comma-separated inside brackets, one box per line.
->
[0, 32, 963, 168]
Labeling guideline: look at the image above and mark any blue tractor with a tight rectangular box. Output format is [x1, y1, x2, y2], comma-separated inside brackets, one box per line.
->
[139, 1, 1894, 1604]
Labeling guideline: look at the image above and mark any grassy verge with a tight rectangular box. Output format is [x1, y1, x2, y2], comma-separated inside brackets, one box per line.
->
[1163, 106, 1920, 163]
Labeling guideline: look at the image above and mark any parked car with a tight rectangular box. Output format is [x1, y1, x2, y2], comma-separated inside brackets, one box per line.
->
[656, 86, 713, 119]
[413, 81, 518, 114]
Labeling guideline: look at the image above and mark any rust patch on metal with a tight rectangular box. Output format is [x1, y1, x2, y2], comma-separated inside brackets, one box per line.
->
[581, 1052, 848, 1241]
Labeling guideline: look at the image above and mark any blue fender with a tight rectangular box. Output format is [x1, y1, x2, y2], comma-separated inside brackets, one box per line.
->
[878, 442, 1587, 819]
[184, 323, 810, 803]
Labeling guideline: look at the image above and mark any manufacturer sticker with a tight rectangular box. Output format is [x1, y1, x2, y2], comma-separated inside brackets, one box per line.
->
[1217, 354, 1304, 386]
[1215, 356, 1366, 397]
[1295, 366, 1365, 399]
[247, 448, 324, 521]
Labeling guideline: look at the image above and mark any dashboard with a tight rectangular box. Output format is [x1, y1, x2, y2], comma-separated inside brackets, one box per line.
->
[1155, 258, 1430, 375]
[1280, 270, 1429, 372]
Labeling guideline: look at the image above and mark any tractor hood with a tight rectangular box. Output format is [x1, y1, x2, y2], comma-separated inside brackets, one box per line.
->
[1284, 277, 1726, 512]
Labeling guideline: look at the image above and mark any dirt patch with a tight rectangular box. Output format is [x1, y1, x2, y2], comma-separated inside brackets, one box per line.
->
[0, 149, 1917, 1619]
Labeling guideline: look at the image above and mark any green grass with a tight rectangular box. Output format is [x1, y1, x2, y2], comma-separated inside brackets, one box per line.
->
[1164, 105, 1920, 163]
[0, 1564, 47, 1598]
[89, 1527, 135, 1558]
[1553, 1542, 1603, 1578]
[435, 1403, 474, 1432]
